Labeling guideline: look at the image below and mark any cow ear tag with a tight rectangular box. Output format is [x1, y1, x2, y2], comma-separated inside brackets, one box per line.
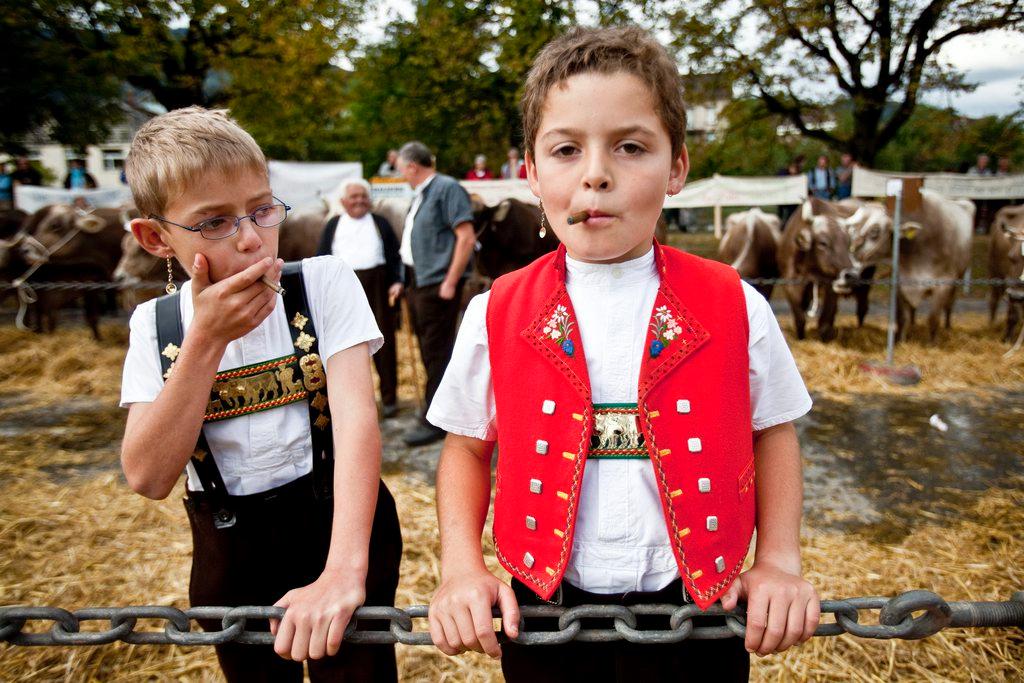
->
[902, 225, 919, 240]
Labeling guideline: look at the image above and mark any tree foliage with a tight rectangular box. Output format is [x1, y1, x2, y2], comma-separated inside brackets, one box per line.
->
[0, 1, 127, 151]
[665, 0, 1024, 166]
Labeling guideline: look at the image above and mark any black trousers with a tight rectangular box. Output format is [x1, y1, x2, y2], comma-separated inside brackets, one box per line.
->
[404, 267, 464, 414]
[185, 475, 403, 682]
[502, 579, 749, 683]
[354, 265, 398, 406]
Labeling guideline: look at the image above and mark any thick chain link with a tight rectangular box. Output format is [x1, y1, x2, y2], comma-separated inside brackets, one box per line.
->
[2, 591, 1021, 648]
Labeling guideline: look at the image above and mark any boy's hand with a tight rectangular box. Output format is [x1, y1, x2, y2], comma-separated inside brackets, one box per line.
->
[720, 560, 819, 656]
[190, 254, 283, 346]
[269, 570, 365, 661]
[429, 567, 520, 659]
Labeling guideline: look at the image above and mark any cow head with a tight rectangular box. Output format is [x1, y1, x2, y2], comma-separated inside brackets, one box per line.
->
[844, 203, 923, 267]
[0, 209, 29, 272]
[114, 232, 158, 285]
[19, 205, 106, 264]
[794, 200, 856, 282]
[471, 196, 550, 279]
[997, 207, 1024, 302]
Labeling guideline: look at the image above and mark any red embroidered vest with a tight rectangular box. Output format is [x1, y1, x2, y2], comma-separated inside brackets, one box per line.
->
[486, 242, 754, 609]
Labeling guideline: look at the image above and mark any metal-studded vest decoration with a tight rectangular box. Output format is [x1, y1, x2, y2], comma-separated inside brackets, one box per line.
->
[486, 242, 754, 610]
[155, 262, 334, 528]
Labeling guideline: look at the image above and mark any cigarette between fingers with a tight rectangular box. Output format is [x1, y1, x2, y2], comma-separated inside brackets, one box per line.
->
[567, 211, 589, 225]
[261, 276, 284, 295]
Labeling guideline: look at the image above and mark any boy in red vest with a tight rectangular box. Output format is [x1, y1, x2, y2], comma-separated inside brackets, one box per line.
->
[426, 26, 819, 680]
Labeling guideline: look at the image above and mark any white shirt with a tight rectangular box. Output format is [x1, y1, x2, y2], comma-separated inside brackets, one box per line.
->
[399, 173, 436, 267]
[331, 213, 385, 271]
[120, 256, 383, 496]
[427, 248, 812, 594]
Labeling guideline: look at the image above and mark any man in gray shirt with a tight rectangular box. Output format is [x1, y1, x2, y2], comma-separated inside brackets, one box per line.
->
[396, 141, 477, 446]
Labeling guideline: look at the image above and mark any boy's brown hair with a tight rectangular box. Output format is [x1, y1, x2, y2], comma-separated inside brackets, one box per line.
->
[125, 106, 267, 218]
[521, 26, 687, 160]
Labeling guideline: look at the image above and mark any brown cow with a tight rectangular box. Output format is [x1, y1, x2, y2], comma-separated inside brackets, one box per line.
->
[113, 232, 190, 309]
[278, 206, 328, 261]
[841, 190, 974, 342]
[718, 208, 781, 300]
[14, 205, 133, 338]
[989, 205, 1024, 342]
[778, 198, 872, 342]
[471, 197, 556, 279]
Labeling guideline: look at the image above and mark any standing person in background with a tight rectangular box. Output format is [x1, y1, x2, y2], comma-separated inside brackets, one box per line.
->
[465, 155, 493, 180]
[500, 147, 526, 179]
[10, 156, 42, 186]
[395, 141, 476, 447]
[996, 156, 1012, 176]
[807, 154, 835, 200]
[317, 179, 403, 418]
[777, 155, 805, 225]
[64, 159, 98, 190]
[377, 149, 400, 178]
[0, 162, 12, 210]
[834, 153, 856, 200]
[968, 153, 995, 232]
[968, 153, 994, 176]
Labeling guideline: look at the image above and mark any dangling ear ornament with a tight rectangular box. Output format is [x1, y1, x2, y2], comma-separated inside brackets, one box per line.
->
[538, 201, 549, 239]
[165, 257, 177, 294]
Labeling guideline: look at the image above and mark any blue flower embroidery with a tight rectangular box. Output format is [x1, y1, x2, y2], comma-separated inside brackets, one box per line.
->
[543, 305, 576, 357]
[649, 305, 683, 358]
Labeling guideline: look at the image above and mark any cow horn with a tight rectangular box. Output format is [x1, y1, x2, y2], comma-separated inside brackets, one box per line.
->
[493, 199, 512, 223]
[842, 206, 867, 230]
[75, 213, 107, 234]
[801, 201, 815, 222]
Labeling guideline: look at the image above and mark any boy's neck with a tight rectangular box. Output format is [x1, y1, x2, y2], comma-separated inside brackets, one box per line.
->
[565, 242, 655, 265]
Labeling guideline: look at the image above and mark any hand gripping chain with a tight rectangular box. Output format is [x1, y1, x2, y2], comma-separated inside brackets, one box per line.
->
[1, 591, 1022, 648]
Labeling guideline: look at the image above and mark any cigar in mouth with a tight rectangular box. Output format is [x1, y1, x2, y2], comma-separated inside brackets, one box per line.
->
[261, 276, 285, 295]
[567, 210, 590, 225]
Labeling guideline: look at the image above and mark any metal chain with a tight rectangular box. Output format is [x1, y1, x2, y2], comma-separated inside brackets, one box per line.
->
[1, 277, 1021, 293]
[0, 280, 166, 292]
[2, 591, 1021, 648]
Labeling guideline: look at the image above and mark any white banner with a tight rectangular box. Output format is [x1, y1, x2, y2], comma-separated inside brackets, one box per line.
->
[852, 167, 1024, 200]
[269, 161, 363, 211]
[664, 174, 808, 208]
[15, 185, 133, 214]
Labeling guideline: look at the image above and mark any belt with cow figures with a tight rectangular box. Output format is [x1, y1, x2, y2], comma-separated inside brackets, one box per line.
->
[155, 262, 334, 529]
[589, 404, 648, 459]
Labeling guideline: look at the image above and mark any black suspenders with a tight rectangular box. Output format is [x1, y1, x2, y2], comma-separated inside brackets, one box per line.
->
[154, 262, 334, 529]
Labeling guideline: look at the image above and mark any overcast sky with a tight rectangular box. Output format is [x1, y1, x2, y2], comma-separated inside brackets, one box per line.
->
[926, 30, 1024, 117]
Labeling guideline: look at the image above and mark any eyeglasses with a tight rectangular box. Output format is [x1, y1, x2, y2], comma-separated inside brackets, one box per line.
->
[149, 198, 291, 240]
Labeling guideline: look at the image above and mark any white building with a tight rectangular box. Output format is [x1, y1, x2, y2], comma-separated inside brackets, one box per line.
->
[682, 74, 732, 142]
[15, 99, 158, 189]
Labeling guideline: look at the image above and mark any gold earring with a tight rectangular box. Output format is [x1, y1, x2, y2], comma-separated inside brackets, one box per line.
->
[165, 257, 177, 294]
[538, 201, 548, 239]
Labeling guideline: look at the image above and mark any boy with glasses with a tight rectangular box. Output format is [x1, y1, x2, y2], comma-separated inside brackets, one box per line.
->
[119, 106, 402, 682]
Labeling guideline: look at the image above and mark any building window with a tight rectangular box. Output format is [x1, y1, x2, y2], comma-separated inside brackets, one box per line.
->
[103, 149, 125, 171]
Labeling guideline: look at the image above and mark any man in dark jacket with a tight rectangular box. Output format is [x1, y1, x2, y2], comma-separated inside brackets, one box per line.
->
[317, 178, 403, 417]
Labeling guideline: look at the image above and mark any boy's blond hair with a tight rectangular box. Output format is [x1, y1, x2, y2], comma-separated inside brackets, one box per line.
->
[521, 26, 687, 160]
[125, 106, 268, 218]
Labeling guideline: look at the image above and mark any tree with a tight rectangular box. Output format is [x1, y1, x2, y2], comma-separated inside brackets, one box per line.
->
[0, 1, 366, 159]
[666, 0, 1024, 166]
[0, 1, 127, 151]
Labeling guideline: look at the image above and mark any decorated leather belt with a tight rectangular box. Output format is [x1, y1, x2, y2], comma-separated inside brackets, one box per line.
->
[203, 352, 327, 423]
[589, 403, 648, 459]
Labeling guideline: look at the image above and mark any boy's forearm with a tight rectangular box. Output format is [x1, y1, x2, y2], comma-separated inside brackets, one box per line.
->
[437, 436, 494, 577]
[121, 328, 227, 498]
[321, 406, 380, 583]
[751, 421, 804, 573]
